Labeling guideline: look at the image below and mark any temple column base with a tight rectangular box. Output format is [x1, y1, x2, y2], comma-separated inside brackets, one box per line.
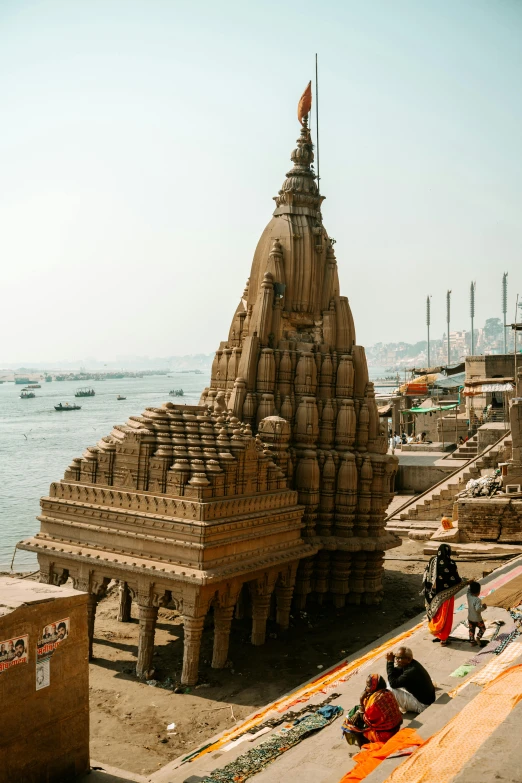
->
[118, 581, 132, 622]
[251, 594, 271, 646]
[275, 585, 294, 631]
[136, 605, 158, 679]
[181, 616, 205, 686]
[212, 606, 235, 669]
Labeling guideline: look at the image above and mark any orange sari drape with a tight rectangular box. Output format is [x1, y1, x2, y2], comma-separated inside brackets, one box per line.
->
[428, 595, 454, 641]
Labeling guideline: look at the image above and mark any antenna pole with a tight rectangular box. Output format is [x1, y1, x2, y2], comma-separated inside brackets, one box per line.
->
[426, 295, 431, 368]
[470, 281, 476, 356]
[502, 272, 508, 354]
[315, 53, 320, 195]
[446, 290, 451, 365]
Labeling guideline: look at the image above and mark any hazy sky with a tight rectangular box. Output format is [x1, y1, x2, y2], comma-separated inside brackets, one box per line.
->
[1, 0, 521, 363]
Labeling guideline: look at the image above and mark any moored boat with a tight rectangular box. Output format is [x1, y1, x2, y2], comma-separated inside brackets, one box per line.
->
[54, 403, 81, 411]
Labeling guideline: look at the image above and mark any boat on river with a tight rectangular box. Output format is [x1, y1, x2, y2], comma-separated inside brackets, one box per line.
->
[54, 403, 81, 411]
[75, 388, 95, 397]
[116, 395, 126, 400]
[20, 390, 35, 399]
[169, 389, 184, 397]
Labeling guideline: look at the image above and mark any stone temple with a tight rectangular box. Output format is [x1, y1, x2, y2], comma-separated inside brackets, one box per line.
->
[17, 102, 398, 685]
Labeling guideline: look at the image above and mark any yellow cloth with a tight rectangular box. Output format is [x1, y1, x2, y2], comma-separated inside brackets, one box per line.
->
[383, 664, 522, 783]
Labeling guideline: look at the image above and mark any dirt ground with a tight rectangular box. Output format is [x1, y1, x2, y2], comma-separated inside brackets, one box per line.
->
[86, 538, 506, 776]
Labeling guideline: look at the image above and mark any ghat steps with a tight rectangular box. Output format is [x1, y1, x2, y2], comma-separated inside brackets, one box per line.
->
[387, 431, 511, 538]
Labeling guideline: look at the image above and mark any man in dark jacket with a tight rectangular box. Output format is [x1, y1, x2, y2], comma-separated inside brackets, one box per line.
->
[386, 646, 435, 714]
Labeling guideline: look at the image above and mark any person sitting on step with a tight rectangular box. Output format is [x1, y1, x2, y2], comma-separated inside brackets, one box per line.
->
[386, 646, 435, 714]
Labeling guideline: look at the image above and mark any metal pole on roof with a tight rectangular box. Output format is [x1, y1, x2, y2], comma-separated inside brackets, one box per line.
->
[470, 282, 476, 356]
[502, 272, 508, 354]
[426, 295, 431, 368]
[446, 290, 451, 365]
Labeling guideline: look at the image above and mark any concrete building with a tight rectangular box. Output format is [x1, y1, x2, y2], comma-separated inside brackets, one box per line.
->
[0, 577, 89, 782]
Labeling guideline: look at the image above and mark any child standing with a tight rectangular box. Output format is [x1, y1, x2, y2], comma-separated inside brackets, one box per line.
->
[467, 581, 487, 646]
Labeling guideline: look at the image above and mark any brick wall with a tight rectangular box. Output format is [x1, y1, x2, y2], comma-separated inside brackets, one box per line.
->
[0, 590, 89, 782]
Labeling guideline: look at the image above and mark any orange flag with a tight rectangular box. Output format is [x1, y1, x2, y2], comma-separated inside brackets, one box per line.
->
[297, 81, 312, 125]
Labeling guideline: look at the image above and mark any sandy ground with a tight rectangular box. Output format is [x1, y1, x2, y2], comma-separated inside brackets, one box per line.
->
[86, 538, 504, 776]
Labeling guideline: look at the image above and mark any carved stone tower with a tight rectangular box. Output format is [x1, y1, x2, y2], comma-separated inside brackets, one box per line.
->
[201, 115, 399, 608]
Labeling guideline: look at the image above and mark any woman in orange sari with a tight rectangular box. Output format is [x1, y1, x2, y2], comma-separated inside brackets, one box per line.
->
[423, 544, 464, 646]
[342, 674, 403, 747]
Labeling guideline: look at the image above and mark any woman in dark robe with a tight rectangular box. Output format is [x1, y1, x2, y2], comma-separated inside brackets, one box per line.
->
[423, 543, 465, 646]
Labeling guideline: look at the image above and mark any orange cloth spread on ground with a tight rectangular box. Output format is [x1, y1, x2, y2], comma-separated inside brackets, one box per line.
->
[428, 595, 454, 641]
[338, 728, 424, 782]
[382, 664, 522, 783]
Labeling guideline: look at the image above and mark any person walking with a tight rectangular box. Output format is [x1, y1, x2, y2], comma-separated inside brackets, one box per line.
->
[423, 544, 465, 646]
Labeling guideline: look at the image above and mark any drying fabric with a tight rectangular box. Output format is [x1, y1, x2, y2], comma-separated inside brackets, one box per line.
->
[469, 641, 522, 686]
[450, 664, 475, 678]
[428, 595, 455, 641]
[338, 728, 424, 783]
[181, 621, 425, 765]
[484, 572, 522, 610]
[200, 708, 343, 783]
[382, 664, 522, 783]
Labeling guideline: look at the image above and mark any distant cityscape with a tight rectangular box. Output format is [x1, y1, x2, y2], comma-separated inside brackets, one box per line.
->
[366, 317, 519, 369]
[2, 317, 521, 377]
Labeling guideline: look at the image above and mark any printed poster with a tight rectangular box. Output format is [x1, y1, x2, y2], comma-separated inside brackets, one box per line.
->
[0, 635, 29, 672]
[36, 659, 50, 690]
[37, 617, 70, 661]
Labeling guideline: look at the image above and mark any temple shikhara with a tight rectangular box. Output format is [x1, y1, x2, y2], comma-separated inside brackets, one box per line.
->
[18, 94, 398, 685]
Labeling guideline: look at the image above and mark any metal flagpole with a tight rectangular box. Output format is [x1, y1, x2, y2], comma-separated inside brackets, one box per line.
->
[426, 295, 431, 368]
[503, 272, 508, 354]
[446, 290, 451, 365]
[470, 281, 476, 356]
[315, 53, 320, 195]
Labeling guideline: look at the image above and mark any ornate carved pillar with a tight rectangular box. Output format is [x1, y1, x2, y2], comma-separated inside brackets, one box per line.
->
[212, 605, 235, 669]
[136, 604, 158, 679]
[250, 593, 271, 646]
[181, 616, 206, 686]
[275, 585, 294, 630]
[118, 581, 132, 622]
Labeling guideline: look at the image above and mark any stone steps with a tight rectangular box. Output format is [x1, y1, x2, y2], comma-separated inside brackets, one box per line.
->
[388, 431, 511, 534]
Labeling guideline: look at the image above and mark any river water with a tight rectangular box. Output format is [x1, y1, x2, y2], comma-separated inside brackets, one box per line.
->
[0, 366, 392, 572]
[0, 373, 208, 571]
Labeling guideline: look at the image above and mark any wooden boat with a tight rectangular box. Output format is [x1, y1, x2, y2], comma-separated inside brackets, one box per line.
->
[169, 389, 184, 397]
[20, 390, 35, 399]
[27, 383, 41, 389]
[116, 395, 126, 400]
[75, 387, 95, 397]
[54, 403, 81, 411]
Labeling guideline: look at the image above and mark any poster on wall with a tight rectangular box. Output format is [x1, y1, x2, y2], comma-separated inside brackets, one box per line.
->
[37, 618, 70, 662]
[36, 659, 51, 690]
[0, 635, 29, 672]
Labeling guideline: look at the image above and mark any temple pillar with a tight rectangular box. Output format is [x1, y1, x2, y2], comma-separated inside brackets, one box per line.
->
[275, 585, 294, 630]
[212, 606, 235, 669]
[118, 581, 132, 622]
[251, 593, 271, 646]
[87, 594, 98, 660]
[136, 604, 158, 679]
[181, 616, 206, 686]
